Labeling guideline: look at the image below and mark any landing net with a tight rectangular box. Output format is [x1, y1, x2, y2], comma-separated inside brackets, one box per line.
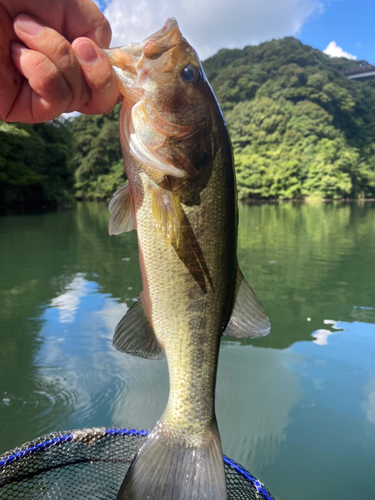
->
[0, 427, 275, 500]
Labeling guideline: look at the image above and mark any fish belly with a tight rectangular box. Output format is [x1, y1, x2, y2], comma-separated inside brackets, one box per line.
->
[136, 160, 236, 425]
[115, 158, 235, 500]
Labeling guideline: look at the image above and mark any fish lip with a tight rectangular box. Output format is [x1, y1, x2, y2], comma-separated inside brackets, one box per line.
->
[104, 18, 182, 103]
[135, 17, 181, 52]
[144, 17, 180, 44]
[105, 17, 180, 60]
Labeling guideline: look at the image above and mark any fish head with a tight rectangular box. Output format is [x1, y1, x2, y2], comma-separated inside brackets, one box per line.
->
[104, 18, 219, 182]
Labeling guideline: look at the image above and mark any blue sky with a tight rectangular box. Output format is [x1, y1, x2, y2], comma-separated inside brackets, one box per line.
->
[97, 0, 371, 63]
[300, 0, 374, 63]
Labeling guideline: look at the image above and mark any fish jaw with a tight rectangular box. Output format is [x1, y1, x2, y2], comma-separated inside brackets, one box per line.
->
[104, 18, 216, 183]
[103, 18, 182, 102]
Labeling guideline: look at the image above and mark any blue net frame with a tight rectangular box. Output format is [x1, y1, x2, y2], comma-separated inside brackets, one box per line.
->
[0, 427, 275, 500]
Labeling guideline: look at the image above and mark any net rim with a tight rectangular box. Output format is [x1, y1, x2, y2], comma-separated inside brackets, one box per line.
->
[0, 427, 274, 500]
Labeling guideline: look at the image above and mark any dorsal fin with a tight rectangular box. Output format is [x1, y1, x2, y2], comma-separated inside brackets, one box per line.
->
[224, 266, 271, 338]
[108, 184, 136, 235]
[113, 294, 164, 360]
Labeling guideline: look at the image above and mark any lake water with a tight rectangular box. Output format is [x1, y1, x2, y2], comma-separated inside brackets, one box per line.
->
[0, 201, 374, 500]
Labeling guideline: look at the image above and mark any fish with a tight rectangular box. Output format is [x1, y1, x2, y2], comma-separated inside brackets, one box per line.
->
[104, 18, 270, 500]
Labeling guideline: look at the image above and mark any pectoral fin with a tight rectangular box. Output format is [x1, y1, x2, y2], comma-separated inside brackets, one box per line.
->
[108, 184, 136, 235]
[224, 266, 271, 338]
[113, 294, 164, 360]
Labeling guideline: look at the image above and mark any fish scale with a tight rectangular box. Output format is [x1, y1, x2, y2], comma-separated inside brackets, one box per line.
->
[105, 17, 270, 500]
[131, 148, 235, 442]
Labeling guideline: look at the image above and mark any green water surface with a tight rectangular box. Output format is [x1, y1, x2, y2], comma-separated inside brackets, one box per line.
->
[0, 202, 374, 499]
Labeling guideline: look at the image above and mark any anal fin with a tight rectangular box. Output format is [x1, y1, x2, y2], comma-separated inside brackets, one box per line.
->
[108, 184, 136, 235]
[224, 266, 271, 338]
[113, 294, 164, 360]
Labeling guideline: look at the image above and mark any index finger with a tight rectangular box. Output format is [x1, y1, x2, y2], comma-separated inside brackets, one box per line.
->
[0, 0, 112, 122]
[4, 0, 112, 48]
[13, 14, 91, 114]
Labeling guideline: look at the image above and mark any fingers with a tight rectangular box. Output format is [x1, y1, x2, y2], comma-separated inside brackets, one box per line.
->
[73, 38, 119, 115]
[10, 42, 73, 122]
[0, 0, 115, 123]
[63, 0, 112, 49]
[8, 14, 119, 122]
[0, 4, 24, 121]
[14, 14, 90, 114]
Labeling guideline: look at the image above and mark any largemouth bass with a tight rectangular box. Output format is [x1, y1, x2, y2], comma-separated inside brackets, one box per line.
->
[105, 18, 270, 500]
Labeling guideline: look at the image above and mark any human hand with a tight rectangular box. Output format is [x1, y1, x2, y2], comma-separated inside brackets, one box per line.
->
[0, 0, 120, 123]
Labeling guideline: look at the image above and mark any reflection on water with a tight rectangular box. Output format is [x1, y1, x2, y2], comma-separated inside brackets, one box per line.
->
[237, 202, 375, 349]
[50, 274, 89, 323]
[362, 378, 375, 425]
[0, 202, 374, 500]
[217, 346, 302, 470]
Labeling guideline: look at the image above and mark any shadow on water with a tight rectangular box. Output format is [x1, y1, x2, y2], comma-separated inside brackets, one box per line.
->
[0, 201, 374, 500]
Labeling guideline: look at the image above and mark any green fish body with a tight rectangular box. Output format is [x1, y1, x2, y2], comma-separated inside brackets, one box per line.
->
[105, 18, 270, 500]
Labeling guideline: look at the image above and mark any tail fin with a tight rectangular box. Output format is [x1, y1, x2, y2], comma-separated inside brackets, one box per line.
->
[116, 421, 227, 500]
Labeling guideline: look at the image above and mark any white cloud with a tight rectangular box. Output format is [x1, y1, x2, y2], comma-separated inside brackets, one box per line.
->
[99, 300, 128, 335]
[60, 111, 81, 121]
[50, 274, 88, 323]
[104, 0, 324, 59]
[323, 41, 357, 60]
[311, 328, 337, 345]
[311, 320, 343, 345]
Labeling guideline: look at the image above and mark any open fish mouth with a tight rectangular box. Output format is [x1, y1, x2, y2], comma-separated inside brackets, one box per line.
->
[103, 18, 183, 103]
[124, 17, 182, 58]
[103, 18, 208, 181]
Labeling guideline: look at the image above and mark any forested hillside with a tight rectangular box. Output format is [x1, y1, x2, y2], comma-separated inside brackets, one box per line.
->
[1, 36, 375, 206]
[0, 120, 74, 208]
[72, 105, 125, 200]
[204, 37, 375, 199]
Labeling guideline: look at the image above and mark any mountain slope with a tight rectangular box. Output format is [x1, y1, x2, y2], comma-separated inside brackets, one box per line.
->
[3, 36, 373, 206]
[204, 37, 375, 199]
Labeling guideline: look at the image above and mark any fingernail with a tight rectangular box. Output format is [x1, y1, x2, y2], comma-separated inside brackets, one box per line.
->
[15, 14, 45, 37]
[75, 40, 99, 65]
[11, 42, 27, 58]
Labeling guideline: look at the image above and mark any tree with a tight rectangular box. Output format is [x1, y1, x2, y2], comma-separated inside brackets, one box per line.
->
[0, 119, 74, 208]
[72, 104, 126, 200]
[67, 37, 375, 201]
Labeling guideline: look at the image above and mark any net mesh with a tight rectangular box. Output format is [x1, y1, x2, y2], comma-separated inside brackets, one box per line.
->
[0, 427, 275, 500]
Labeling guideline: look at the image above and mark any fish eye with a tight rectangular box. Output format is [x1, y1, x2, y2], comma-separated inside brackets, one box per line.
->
[181, 64, 201, 84]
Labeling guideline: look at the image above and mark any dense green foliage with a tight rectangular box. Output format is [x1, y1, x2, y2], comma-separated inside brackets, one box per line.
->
[71, 104, 125, 200]
[204, 37, 375, 199]
[0, 120, 74, 207]
[71, 37, 375, 200]
[2, 37, 375, 204]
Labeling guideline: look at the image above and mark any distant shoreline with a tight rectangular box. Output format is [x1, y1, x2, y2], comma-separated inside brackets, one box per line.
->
[243, 198, 375, 204]
[1, 198, 375, 216]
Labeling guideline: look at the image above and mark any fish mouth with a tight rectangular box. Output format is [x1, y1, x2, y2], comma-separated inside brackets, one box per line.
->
[123, 18, 181, 58]
[104, 18, 182, 102]
[104, 19, 201, 181]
